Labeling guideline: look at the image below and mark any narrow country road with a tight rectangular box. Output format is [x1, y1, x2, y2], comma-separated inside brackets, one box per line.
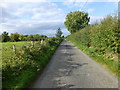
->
[31, 40, 118, 88]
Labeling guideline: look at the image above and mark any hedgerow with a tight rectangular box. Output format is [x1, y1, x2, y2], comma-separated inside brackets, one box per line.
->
[2, 38, 63, 88]
[67, 15, 119, 76]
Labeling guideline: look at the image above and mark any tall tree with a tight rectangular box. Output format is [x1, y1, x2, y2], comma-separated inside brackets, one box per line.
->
[1, 31, 10, 42]
[64, 11, 90, 34]
[56, 28, 63, 38]
[27, 35, 34, 41]
[19, 34, 25, 41]
[33, 34, 40, 41]
[10, 33, 20, 42]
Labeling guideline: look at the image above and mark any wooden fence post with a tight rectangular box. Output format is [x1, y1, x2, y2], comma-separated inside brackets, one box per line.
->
[31, 41, 34, 47]
[13, 44, 16, 55]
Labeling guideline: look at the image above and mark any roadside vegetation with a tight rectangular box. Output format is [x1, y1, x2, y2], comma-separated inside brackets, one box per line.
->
[64, 11, 119, 77]
[1, 28, 63, 88]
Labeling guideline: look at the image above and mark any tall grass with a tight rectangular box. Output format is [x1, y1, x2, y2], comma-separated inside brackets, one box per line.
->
[66, 15, 119, 77]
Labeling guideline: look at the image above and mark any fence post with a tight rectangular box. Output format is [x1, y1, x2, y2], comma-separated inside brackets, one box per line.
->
[13, 44, 16, 55]
[31, 41, 34, 47]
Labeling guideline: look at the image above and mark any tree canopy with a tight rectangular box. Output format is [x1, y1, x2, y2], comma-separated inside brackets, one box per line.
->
[64, 11, 90, 34]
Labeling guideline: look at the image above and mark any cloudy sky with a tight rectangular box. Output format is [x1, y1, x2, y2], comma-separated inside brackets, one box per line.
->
[0, 0, 118, 37]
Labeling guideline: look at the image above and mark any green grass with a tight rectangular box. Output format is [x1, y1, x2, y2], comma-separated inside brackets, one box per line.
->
[2, 39, 63, 89]
[66, 38, 119, 77]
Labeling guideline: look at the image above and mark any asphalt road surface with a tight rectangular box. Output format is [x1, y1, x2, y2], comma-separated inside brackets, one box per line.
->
[32, 40, 118, 88]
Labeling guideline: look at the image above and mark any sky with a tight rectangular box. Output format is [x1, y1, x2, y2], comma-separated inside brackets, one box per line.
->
[0, 0, 119, 37]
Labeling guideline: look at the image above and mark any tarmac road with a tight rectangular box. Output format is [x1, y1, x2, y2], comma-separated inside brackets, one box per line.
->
[32, 40, 118, 88]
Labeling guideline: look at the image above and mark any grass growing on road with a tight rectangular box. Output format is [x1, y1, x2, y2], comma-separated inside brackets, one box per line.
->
[2, 38, 63, 88]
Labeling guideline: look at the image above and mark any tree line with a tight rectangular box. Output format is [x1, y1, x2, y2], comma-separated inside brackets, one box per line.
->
[0, 32, 47, 42]
[0, 28, 63, 42]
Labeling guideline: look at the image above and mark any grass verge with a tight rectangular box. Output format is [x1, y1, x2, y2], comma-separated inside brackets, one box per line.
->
[66, 39, 119, 78]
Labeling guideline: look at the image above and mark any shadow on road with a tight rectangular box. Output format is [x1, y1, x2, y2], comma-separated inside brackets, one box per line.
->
[31, 40, 118, 88]
[50, 43, 88, 88]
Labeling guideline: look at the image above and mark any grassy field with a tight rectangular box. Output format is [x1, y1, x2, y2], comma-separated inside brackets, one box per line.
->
[2, 38, 63, 88]
[66, 16, 119, 77]
[2, 41, 30, 63]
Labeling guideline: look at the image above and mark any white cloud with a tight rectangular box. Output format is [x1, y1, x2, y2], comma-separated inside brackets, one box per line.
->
[1, 0, 119, 2]
[0, 3, 8, 8]
[0, 1, 117, 36]
[64, 0, 119, 2]
[89, 16, 105, 24]
[63, 1, 84, 9]
[0, 2, 68, 36]
[1, 0, 46, 3]
[1, 20, 66, 36]
[87, 8, 95, 13]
